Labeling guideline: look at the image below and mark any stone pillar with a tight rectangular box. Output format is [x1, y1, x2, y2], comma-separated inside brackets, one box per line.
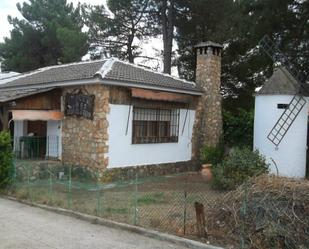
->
[62, 84, 110, 171]
[192, 41, 223, 158]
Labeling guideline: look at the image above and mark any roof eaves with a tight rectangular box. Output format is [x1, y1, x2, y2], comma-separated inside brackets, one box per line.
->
[100, 78, 203, 96]
[0, 75, 203, 96]
[0, 77, 101, 91]
[0, 87, 56, 103]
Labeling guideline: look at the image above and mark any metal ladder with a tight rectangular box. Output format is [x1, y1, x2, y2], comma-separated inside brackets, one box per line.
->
[267, 95, 306, 147]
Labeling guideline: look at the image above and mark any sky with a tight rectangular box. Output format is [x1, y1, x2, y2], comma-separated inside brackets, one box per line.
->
[0, 0, 176, 75]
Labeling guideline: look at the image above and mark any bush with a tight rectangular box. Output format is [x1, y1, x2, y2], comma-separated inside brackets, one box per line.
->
[223, 109, 254, 148]
[208, 175, 309, 248]
[212, 147, 269, 190]
[201, 144, 224, 165]
[0, 131, 13, 188]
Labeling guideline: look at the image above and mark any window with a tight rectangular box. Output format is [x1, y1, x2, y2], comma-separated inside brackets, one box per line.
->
[277, 103, 289, 109]
[132, 107, 180, 144]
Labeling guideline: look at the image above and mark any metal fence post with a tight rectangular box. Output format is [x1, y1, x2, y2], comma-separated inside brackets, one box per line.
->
[96, 169, 101, 216]
[67, 165, 72, 209]
[26, 163, 32, 202]
[133, 173, 138, 226]
[183, 177, 188, 235]
[48, 166, 53, 204]
[11, 157, 16, 185]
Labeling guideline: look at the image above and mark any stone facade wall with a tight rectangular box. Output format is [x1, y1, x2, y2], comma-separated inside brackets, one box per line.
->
[192, 46, 223, 158]
[101, 160, 199, 182]
[62, 84, 109, 171]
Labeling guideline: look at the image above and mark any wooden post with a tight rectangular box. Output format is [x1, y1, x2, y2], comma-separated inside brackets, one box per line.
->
[0, 106, 9, 131]
[195, 201, 207, 237]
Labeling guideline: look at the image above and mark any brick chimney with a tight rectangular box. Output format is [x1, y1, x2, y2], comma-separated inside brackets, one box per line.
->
[192, 41, 223, 158]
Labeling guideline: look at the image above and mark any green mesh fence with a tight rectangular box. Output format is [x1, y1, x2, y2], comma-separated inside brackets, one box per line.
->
[7, 159, 226, 238]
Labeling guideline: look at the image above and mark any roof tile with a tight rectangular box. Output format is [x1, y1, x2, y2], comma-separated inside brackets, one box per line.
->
[0, 59, 201, 99]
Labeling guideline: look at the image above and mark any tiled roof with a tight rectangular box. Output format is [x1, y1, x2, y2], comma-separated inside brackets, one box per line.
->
[257, 67, 300, 95]
[104, 60, 197, 92]
[0, 60, 105, 88]
[0, 58, 201, 103]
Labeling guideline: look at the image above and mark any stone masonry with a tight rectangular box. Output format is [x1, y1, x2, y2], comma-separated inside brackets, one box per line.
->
[192, 42, 223, 158]
[62, 84, 109, 170]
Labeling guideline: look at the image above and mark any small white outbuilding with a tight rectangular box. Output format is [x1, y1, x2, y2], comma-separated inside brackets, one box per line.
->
[254, 67, 309, 178]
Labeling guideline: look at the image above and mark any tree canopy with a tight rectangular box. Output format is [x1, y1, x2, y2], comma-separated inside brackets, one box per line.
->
[83, 0, 158, 63]
[0, 0, 308, 110]
[0, 0, 88, 72]
[175, 0, 309, 110]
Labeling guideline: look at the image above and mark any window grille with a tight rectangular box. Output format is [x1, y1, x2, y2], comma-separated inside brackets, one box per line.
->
[132, 107, 180, 144]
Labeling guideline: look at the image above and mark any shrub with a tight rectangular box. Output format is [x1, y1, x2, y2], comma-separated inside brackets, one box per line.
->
[0, 131, 13, 188]
[223, 109, 254, 148]
[207, 175, 309, 248]
[212, 147, 269, 190]
[200, 144, 224, 165]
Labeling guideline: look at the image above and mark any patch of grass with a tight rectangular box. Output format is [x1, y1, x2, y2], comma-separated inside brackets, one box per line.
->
[14, 188, 30, 200]
[104, 207, 129, 214]
[137, 192, 166, 205]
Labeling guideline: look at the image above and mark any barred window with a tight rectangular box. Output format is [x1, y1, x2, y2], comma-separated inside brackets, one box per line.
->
[132, 107, 180, 144]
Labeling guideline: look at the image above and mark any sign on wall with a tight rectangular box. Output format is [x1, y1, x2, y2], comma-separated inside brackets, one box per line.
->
[65, 93, 95, 120]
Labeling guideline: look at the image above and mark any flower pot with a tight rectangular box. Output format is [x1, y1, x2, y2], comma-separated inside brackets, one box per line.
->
[201, 163, 213, 181]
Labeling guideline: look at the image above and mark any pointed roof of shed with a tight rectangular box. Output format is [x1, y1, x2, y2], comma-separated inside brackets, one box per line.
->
[257, 67, 300, 95]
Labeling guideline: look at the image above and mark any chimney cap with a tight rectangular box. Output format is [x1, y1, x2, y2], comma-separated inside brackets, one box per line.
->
[194, 41, 223, 49]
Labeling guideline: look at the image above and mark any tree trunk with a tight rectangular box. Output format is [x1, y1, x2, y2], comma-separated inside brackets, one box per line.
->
[162, 0, 174, 74]
[127, 34, 135, 63]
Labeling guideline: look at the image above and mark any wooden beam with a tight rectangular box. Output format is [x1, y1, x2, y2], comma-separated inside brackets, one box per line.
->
[131, 88, 191, 103]
[9, 89, 61, 110]
[11, 110, 63, 121]
[195, 202, 207, 238]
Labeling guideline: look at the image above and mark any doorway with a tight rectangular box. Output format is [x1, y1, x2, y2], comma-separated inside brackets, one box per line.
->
[26, 120, 47, 158]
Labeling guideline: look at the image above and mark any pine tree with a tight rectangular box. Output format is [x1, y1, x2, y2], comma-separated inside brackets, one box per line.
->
[175, 0, 309, 111]
[0, 0, 88, 72]
[83, 0, 158, 63]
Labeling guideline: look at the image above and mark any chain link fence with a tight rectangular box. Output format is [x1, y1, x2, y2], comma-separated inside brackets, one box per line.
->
[7, 159, 226, 239]
[5, 159, 309, 248]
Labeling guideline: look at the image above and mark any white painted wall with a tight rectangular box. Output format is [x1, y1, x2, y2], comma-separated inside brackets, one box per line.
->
[46, 120, 62, 159]
[107, 104, 195, 168]
[254, 95, 309, 178]
[13, 120, 27, 138]
[13, 120, 27, 151]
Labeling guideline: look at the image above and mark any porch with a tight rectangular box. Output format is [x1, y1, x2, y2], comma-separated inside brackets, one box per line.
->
[13, 114, 62, 160]
[13, 134, 61, 160]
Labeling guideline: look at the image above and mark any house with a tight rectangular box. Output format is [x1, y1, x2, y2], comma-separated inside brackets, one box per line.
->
[254, 67, 309, 178]
[0, 41, 223, 177]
